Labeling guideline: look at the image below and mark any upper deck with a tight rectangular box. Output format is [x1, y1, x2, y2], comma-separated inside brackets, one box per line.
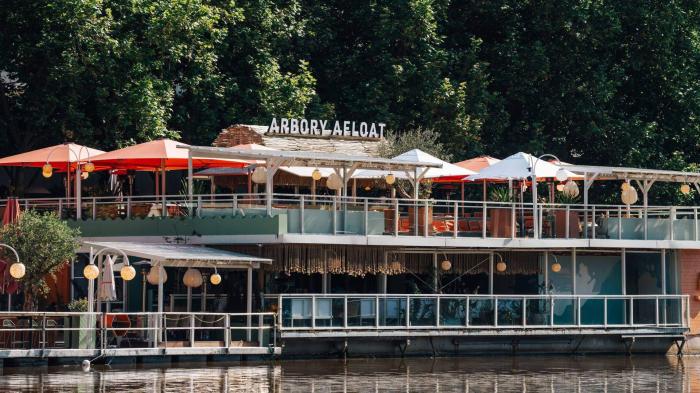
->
[10, 192, 700, 250]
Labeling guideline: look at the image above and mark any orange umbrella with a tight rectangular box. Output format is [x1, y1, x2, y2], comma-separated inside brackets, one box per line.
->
[90, 139, 248, 170]
[454, 155, 501, 172]
[0, 143, 105, 172]
[90, 139, 248, 197]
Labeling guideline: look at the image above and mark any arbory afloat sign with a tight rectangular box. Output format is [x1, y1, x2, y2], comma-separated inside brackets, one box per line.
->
[267, 118, 385, 140]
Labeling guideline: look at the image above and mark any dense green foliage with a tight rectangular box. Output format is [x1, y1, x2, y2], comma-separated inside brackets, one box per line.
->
[2, 0, 699, 171]
[0, 211, 80, 310]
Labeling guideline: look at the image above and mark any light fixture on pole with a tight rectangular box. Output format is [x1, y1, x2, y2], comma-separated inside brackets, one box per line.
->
[311, 168, 322, 181]
[146, 265, 167, 285]
[120, 264, 136, 281]
[1, 244, 24, 279]
[83, 263, 99, 280]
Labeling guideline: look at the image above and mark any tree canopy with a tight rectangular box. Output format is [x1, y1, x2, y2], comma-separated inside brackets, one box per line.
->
[2, 0, 699, 171]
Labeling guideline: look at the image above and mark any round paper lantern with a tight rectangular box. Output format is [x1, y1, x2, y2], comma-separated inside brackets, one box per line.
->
[681, 184, 691, 195]
[311, 168, 322, 181]
[621, 187, 638, 205]
[251, 166, 267, 184]
[496, 261, 507, 272]
[551, 262, 562, 273]
[120, 265, 136, 281]
[83, 162, 95, 173]
[440, 260, 452, 271]
[563, 180, 579, 198]
[146, 266, 167, 285]
[9, 262, 25, 279]
[83, 264, 99, 280]
[385, 173, 396, 185]
[210, 273, 222, 285]
[326, 173, 342, 190]
[555, 168, 569, 182]
[183, 268, 203, 288]
[556, 183, 565, 192]
[42, 163, 53, 178]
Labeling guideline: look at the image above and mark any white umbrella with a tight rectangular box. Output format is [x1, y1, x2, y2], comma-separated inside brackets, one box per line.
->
[97, 255, 117, 302]
[465, 152, 575, 181]
[353, 149, 474, 181]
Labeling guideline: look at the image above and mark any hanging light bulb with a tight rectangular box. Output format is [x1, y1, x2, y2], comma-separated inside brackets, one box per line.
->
[210, 272, 222, 285]
[251, 166, 267, 184]
[183, 268, 203, 288]
[83, 162, 95, 173]
[326, 173, 343, 190]
[385, 173, 396, 185]
[120, 265, 136, 281]
[551, 262, 561, 273]
[496, 261, 507, 272]
[42, 163, 53, 178]
[563, 180, 579, 197]
[680, 184, 691, 195]
[440, 259, 452, 271]
[311, 168, 322, 181]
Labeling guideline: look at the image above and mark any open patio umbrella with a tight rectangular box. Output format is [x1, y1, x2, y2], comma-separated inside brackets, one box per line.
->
[466, 152, 575, 182]
[454, 155, 501, 172]
[90, 139, 248, 198]
[353, 149, 474, 198]
[0, 143, 106, 207]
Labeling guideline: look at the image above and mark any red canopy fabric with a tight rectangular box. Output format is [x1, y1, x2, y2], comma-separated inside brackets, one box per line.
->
[2, 197, 20, 226]
[90, 139, 248, 170]
[0, 143, 105, 171]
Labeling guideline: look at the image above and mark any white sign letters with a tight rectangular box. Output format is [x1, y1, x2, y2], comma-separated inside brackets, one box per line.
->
[267, 118, 385, 140]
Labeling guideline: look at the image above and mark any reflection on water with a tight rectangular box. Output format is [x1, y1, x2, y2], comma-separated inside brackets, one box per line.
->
[0, 355, 695, 392]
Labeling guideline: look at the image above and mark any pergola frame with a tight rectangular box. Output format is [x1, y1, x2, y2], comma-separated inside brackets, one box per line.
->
[181, 146, 442, 215]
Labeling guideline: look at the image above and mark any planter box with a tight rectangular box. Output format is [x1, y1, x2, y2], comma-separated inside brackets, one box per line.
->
[553, 210, 580, 238]
[489, 208, 512, 238]
[408, 206, 433, 235]
[65, 315, 96, 350]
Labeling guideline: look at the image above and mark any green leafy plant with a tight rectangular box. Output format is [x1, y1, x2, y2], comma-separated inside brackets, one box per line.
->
[489, 187, 514, 203]
[0, 211, 80, 310]
[67, 297, 88, 312]
[555, 192, 581, 205]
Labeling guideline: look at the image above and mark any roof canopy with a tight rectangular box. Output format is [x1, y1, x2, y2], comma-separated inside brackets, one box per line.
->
[560, 164, 700, 183]
[90, 139, 247, 170]
[467, 152, 576, 181]
[0, 143, 105, 171]
[183, 146, 442, 172]
[82, 241, 272, 269]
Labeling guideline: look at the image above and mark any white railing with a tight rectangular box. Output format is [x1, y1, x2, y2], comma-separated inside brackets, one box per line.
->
[0, 311, 276, 352]
[3, 192, 700, 241]
[265, 294, 689, 332]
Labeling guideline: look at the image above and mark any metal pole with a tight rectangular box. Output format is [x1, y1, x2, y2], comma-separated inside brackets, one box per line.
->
[187, 150, 194, 216]
[246, 267, 253, 341]
[75, 165, 82, 219]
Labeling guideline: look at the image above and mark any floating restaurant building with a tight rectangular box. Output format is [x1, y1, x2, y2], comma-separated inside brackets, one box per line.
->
[0, 123, 698, 364]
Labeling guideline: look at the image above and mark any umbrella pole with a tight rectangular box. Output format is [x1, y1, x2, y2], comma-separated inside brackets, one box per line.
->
[460, 182, 465, 217]
[161, 160, 166, 216]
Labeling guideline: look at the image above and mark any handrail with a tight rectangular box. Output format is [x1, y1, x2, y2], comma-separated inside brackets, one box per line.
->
[267, 294, 689, 332]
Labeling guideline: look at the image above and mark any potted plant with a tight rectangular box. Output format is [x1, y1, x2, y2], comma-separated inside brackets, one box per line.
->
[66, 297, 96, 349]
[489, 187, 514, 237]
[553, 193, 581, 238]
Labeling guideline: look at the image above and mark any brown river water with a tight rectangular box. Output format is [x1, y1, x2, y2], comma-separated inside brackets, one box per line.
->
[0, 355, 696, 392]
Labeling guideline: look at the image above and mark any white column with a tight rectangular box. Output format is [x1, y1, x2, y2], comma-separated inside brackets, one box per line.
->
[433, 252, 438, 293]
[246, 267, 253, 341]
[187, 151, 194, 215]
[571, 249, 577, 294]
[75, 166, 82, 219]
[489, 253, 494, 295]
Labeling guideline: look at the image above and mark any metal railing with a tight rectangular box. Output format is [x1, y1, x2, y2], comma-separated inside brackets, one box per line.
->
[4, 192, 700, 241]
[264, 294, 689, 332]
[0, 311, 276, 352]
